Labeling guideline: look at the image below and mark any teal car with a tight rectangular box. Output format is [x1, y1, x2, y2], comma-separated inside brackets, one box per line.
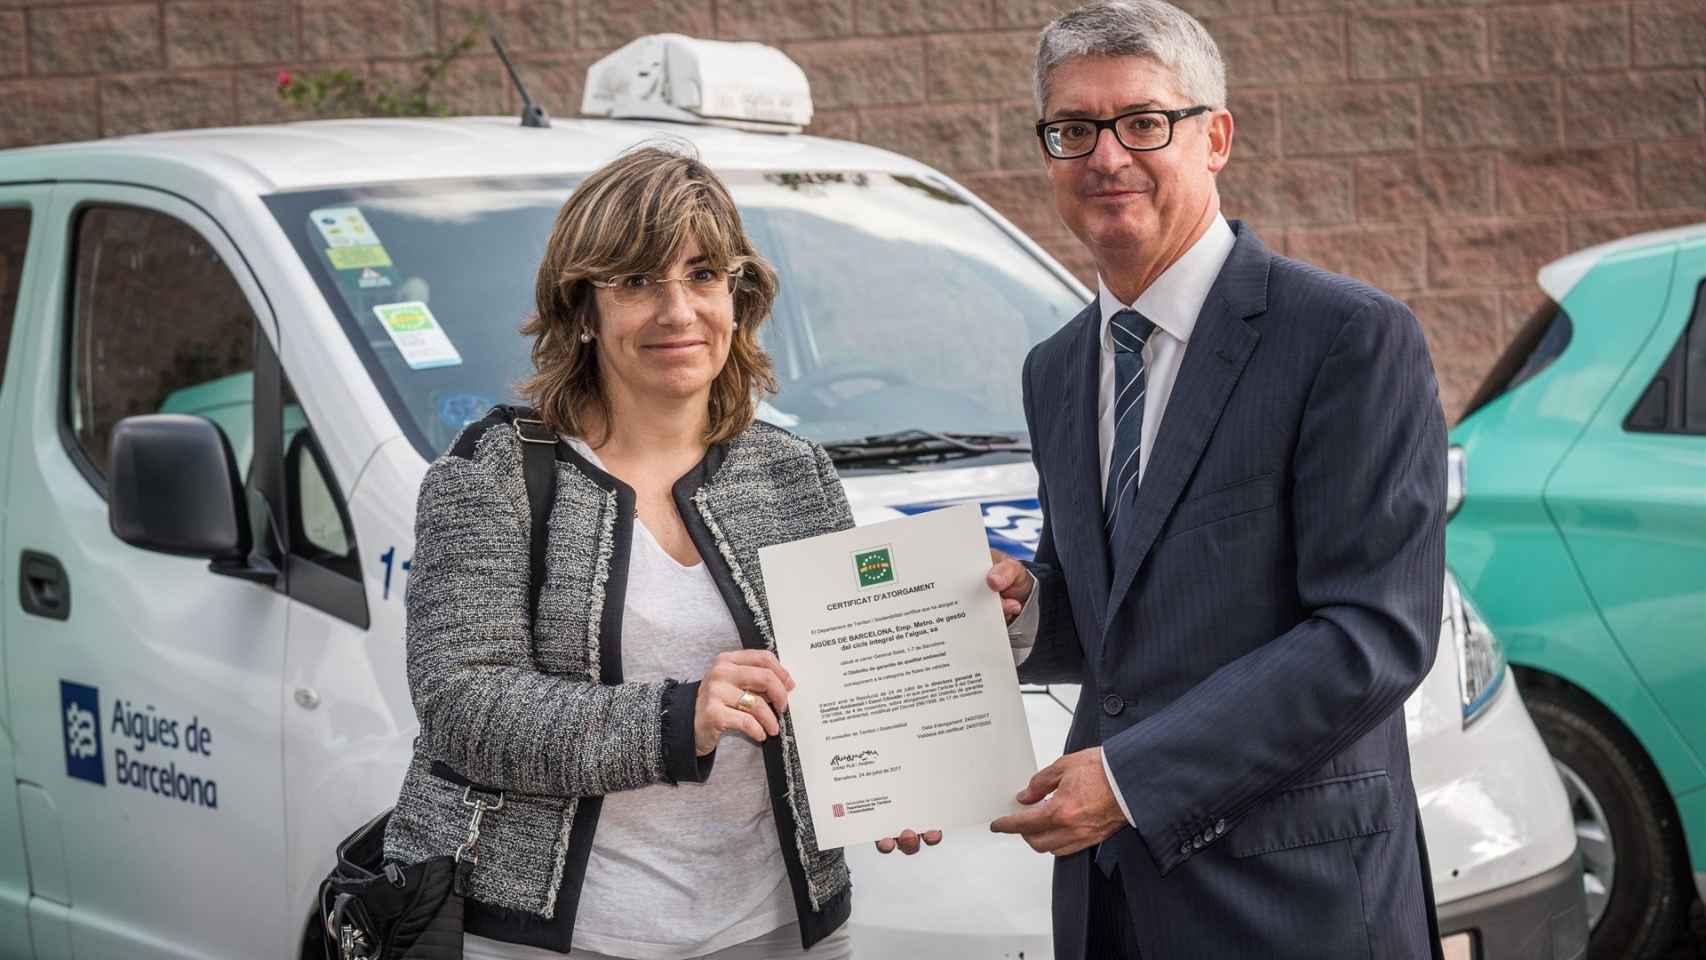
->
[1447, 223, 1706, 959]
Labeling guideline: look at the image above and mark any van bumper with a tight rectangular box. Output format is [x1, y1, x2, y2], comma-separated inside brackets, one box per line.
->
[1437, 849, 1588, 960]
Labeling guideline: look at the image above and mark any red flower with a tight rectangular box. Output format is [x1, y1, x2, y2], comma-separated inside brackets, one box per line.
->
[276, 70, 293, 89]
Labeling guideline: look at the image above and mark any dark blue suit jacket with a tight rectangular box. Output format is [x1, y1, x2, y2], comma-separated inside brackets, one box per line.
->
[1018, 222, 1447, 959]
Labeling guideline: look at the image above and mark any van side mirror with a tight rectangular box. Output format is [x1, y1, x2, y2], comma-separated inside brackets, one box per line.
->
[108, 414, 251, 562]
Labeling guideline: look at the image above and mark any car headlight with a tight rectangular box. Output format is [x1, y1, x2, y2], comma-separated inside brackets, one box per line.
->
[1446, 445, 1467, 519]
[1447, 573, 1506, 726]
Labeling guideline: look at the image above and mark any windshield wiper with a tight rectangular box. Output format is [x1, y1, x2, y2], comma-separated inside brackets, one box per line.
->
[822, 429, 1031, 467]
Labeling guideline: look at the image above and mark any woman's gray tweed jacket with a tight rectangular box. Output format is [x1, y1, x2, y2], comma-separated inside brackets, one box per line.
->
[383, 410, 854, 953]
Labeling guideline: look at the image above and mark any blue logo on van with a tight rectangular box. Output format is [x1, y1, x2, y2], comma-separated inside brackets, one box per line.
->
[61, 680, 105, 785]
[893, 497, 1043, 560]
[436, 393, 496, 429]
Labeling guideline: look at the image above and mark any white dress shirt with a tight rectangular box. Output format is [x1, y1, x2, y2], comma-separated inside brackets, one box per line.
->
[1008, 213, 1237, 826]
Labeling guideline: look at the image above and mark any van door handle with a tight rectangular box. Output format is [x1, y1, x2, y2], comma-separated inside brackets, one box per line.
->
[19, 550, 71, 621]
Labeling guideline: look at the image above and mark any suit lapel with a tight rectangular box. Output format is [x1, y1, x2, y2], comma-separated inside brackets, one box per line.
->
[1102, 223, 1270, 635]
[1058, 303, 1111, 638]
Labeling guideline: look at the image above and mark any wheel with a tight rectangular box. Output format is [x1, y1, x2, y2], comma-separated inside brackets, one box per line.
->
[1522, 681, 1690, 960]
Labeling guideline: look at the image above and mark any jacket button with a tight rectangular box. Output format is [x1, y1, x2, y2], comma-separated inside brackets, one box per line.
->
[1214, 819, 1227, 836]
[1179, 842, 1191, 856]
[1102, 694, 1125, 716]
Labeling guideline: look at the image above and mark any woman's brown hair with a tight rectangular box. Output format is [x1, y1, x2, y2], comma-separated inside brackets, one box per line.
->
[518, 144, 780, 445]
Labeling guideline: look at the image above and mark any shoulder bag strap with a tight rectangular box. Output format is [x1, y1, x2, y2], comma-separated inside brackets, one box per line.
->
[495, 405, 559, 624]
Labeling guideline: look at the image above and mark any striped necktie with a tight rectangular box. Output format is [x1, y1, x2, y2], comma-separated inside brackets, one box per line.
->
[1104, 309, 1156, 562]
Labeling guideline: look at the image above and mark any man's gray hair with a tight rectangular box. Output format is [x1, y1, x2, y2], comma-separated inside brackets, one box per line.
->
[1034, 0, 1227, 117]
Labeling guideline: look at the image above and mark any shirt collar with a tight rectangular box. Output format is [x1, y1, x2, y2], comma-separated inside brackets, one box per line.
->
[1097, 213, 1236, 351]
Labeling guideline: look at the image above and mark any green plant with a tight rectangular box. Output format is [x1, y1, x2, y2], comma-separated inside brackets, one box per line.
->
[277, 18, 485, 118]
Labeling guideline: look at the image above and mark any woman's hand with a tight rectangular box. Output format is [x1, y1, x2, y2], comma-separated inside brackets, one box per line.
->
[874, 829, 943, 855]
[695, 650, 795, 756]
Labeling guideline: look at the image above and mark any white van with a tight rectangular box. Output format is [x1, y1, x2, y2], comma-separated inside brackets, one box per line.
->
[0, 36, 1584, 960]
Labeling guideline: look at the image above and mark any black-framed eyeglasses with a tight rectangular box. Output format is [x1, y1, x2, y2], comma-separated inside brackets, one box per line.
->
[1035, 106, 1212, 159]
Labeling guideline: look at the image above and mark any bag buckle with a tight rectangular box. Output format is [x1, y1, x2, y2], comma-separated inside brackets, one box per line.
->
[454, 785, 504, 866]
[338, 923, 373, 960]
[325, 891, 376, 960]
[514, 417, 557, 446]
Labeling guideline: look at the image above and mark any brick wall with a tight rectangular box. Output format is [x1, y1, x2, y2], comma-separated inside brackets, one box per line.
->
[2, 0, 1704, 416]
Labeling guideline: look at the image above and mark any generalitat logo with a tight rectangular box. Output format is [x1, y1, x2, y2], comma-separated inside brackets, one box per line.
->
[854, 546, 895, 588]
[61, 680, 105, 786]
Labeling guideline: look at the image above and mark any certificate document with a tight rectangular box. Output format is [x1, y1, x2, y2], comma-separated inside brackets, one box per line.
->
[759, 503, 1038, 850]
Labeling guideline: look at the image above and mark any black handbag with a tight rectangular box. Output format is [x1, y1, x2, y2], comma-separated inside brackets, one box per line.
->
[319, 810, 470, 960]
[319, 407, 559, 960]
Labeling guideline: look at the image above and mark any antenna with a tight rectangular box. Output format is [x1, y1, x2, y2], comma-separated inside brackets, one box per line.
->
[491, 33, 550, 128]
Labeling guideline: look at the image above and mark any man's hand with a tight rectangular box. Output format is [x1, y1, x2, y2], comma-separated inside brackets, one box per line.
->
[988, 748, 1127, 856]
[874, 829, 943, 855]
[987, 549, 1034, 624]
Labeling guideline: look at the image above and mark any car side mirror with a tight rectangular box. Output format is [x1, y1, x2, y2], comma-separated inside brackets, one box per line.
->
[108, 414, 251, 562]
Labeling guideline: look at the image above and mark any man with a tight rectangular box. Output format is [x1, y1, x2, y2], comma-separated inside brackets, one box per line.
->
[985, 2, 1448, 957]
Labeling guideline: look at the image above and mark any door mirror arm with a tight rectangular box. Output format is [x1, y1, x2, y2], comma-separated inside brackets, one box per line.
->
[214, 493, 286, 587]
[209, 554, 281, 585]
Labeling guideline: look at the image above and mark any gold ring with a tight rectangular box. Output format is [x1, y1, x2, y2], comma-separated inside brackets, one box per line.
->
[734, 691, 757, 713]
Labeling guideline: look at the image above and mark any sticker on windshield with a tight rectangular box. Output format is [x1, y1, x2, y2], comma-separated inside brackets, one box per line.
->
[328, 244, 394, 270]
[313, 206, 379, 248]
[313, 205, 398, 273]
[373, 301, 462, 370]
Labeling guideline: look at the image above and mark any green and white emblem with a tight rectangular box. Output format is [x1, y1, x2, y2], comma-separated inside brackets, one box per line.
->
[854, 547, 895, 588]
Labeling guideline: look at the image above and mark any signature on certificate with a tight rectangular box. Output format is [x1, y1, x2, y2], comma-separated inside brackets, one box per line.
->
[829, 749, 881, 769]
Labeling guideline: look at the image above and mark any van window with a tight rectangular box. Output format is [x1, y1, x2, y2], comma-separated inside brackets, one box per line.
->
[1461, 296, 1573, 421]
[283, 374, 359, 582]
[1625, 280, 1706, 436]
[67, 206, 256, 480]
[295, 447, 351, 557]
[0, 207, 30, 394]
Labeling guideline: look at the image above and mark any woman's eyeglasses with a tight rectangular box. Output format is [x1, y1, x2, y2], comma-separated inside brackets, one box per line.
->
[587, 266, 742, 306]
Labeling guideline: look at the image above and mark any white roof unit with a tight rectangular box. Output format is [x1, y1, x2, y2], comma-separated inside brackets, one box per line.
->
[580, 34, 814, 133]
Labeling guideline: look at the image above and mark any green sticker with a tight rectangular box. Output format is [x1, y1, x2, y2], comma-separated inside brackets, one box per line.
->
[328, 245, 394, 270]
[379, 303, 431, 332]
[855, 547, 895, 588]
[372, 301, 462, 370]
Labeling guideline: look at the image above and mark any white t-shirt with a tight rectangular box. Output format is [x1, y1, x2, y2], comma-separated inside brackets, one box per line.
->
[466, 440, 793, 960]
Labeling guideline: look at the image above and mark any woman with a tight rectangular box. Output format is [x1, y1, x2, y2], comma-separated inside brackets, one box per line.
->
[383, 146, 930, 960]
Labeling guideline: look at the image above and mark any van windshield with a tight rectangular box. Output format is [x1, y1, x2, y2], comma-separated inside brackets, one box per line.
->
[265, 173, 1085, 462]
